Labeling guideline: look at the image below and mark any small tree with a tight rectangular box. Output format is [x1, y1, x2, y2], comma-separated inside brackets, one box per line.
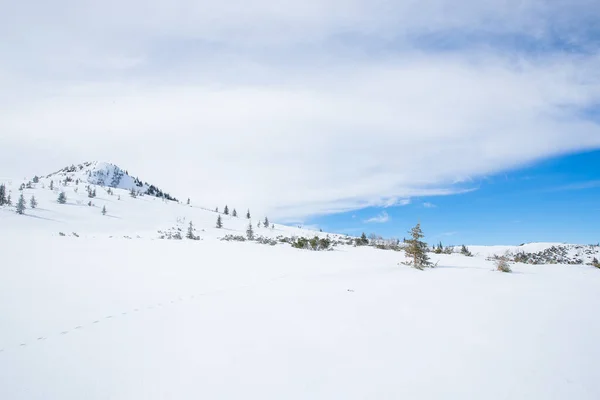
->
[186, 221, 196, 239]
[16, 193, 26, 214]
[187, 198, 190, 205]
[6, 194, 12, 206]
[0, 184, 6, 205]
[216, 215, 223, 228]
[32, 176, 40, 183]
[460, 245, 473, 257]
[50, 180, 54, 190]
[215, 207, 219, 213]
[102, 205, 107, 215]
[232, 209, 237, 217]
[30, 195, 37, 209]
[403, 223, 432, 270]
[591, 257, 599, 269]
[355, 232, 369, 246]
[257, 221, 262, 228]
[224, 205, 229, 215]
[246, 209, 251, 219]
[130, 188, 137, 198]
[246, 221, 255, 240]
[264, 217, 269, 228]
[57, 192, 67, 204]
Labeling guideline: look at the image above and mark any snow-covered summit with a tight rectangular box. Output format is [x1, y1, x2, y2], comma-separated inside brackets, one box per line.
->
[40, 161, 178, 201]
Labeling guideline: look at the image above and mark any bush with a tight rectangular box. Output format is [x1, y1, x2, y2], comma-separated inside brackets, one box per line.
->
[495, 257, 512, 273]
[291, 236, 332, 251]
[591, 257, 600, 269]
[221, 235, 247, 242]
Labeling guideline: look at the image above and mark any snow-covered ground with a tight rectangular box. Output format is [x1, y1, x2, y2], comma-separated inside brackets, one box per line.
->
[1, 164, 599, 399]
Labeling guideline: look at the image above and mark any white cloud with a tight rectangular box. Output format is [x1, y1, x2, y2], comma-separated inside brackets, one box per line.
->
[1, 1, 600, 220]
[365, 211, 390, 224]
[423, 202, 437, 208]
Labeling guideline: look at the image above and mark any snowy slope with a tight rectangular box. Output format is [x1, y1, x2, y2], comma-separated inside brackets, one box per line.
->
[0, 162, 340, 240]
[1, 238, 599, 400]
[1, 163, 600, 400]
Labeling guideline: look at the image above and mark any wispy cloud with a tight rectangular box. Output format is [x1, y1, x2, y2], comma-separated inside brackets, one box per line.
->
[423, 202, 437, 208]
[364, 211, 390, 224]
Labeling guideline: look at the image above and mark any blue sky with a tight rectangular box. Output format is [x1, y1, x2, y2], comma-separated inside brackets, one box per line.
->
[309, 150, 600, 245]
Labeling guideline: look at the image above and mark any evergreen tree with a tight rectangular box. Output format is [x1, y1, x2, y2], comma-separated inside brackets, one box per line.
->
[403, 223, 432, 270]
[32, 176, 39, 184]
[130, 188, 137, 198]
[6, 194, 12, 206]
[102, 205, 107, 215]
[224, 205, 229, 215]
[591, 257, 600, 269]
[93, 188, 97, 197]
[258, 221, 262, 228]
[0, 184, 6, 205]
[264, 217, 269, 228]
[355, 232, 369, 246]
[246, 209, 251, 219]
[460, 245, 473, 257]
[49, 180, 54, 190]
[186, 221, 195, 239]
[216, 215, 223, 228]
[246, 221, 254, 240]
[57, 192, 67, 204]
[187, 198, 190, 205]
[232, 209, 237, 217]
[88, 189, 94, 198]
[30, 195, 37, 209]
[215, 207, 219, 213]
[16, 193, 26, 214]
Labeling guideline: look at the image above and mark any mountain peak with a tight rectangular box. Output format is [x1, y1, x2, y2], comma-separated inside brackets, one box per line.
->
[42, 161, 178, 202]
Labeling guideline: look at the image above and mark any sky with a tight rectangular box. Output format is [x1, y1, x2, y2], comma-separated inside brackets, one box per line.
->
[1, 0, 600, 244]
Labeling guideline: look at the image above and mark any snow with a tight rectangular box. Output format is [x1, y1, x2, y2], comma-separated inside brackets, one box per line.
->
[1, 164, 600, 399]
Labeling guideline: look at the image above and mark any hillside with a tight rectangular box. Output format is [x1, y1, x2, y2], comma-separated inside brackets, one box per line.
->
[1, 163, 600, 400]
[0, 162, 337, 241]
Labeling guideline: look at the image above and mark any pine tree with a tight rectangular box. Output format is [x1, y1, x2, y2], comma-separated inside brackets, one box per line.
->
[19, 183, 24, 191]
[246, 209, 251, 219]
[16, 193, 26, 214]
[30, 195, 37, 209]
[258, 221, 262, 228]
[102, 205, 107, 215]
[591, 257, 600, 269]
[49, 180, 54, 190]
[186, 221, 196, 239]
[32, 176, 39, 184]
[216, 215, 223, 228]
[88, 188, 94, 198]
[130, 188, 137, 198]
[215, 207, 219, 213]
[403, 223, 432, 270]
[93, 188, 97, 197]
[0, 184, 6, 205]
[264, 217, 269, 228]
[246, 221, 254, 240]
[57, 192, 67, 204]
[6, 194, 12, 206]
[232, 209, 237, 217]
[187, 198, 190, 205]
[460, 245, 472, 257]
[224, 205, 229, 215]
